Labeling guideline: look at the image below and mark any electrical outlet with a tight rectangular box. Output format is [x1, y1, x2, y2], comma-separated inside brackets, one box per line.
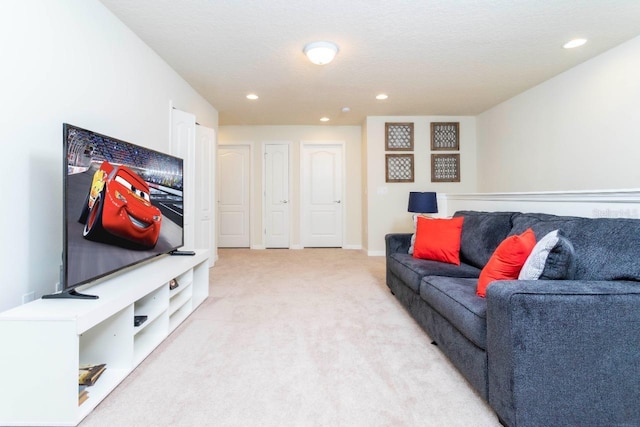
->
[22, 292, 35, 304]
[55, 282, 62, 292]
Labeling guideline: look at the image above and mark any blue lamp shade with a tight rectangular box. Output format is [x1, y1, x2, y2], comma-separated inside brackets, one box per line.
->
[408, 192, 438, 214]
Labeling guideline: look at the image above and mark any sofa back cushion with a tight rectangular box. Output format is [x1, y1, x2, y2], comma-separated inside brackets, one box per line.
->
[510, 213, 640, 281]
[453, 211, 517, 269]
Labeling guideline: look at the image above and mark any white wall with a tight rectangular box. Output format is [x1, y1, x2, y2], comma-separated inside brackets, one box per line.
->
[218, 125, 362, 249]
[364, 116, 477, 255]
[0, 1, 218, 312]
[477, 35, 640, 192]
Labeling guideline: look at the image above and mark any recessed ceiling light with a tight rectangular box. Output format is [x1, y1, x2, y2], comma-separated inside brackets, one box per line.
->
[320, 117, 330, 122]
[376, 94, 388, 100]
[246, 94, 259, 100]
[341, 107, 351, 113]
[563, 38, 587, 49]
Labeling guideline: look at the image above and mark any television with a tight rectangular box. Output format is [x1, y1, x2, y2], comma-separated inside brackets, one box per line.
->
[45, 124, 184, 299]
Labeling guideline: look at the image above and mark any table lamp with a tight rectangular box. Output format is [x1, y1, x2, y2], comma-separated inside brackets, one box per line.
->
[408, 192, 438, 215]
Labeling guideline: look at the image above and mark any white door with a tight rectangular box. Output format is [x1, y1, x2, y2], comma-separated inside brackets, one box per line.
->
[218, 145, 251, 247]
[301, 143, 344, 247]
[195, 125, 216, 266]
[264, 143, 290, 248]
[170, 108, 195, 250]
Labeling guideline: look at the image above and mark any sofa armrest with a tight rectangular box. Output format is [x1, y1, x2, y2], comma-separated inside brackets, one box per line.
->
[385, 233, 412, 257]
[486, 280, 640, 427]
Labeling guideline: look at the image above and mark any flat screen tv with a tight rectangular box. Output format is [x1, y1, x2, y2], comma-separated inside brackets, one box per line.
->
[45, 124, 184, 299]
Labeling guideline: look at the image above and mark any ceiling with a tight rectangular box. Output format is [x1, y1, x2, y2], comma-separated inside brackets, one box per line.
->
[99, 0, 640, 126]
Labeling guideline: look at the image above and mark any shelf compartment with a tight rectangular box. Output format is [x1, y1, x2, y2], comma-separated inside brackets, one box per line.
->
[174, 268, 194, 289]
[134, 285, 169, 335]
[169, 283, 192, 316]
[79, 306, 133, 370]
[169, 300, 192, 332]
[133, 313, 169, 366]
[76, 367, 129, 420]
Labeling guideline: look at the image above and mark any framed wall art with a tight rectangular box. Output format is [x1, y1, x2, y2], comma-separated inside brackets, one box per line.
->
[431, 153, 460, 182]
[385, 122, 414, 151]
[386, 154, 414, 182]
[431, 122, 459, 151]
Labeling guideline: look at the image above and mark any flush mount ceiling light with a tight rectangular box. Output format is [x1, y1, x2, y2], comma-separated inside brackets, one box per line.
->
[563, 38, 587, 49]
[376, 93, 389, 100]
[320, 117, 330, 122]
[303, 41, 339, 65]
[246, 93, 259, 100]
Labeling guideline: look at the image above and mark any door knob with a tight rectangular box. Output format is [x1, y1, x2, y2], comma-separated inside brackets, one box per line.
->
[280, 200, 289, 204]
[335, 200, 341, 204]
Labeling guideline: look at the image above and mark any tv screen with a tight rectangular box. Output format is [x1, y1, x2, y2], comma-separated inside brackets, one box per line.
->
[60, 123, 184, 296]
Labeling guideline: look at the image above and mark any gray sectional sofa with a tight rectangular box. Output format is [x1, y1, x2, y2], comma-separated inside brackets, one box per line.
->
[385, 210, 640, 427]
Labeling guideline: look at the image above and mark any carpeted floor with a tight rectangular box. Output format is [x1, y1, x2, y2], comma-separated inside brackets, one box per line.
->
[81, 249, 500, 427]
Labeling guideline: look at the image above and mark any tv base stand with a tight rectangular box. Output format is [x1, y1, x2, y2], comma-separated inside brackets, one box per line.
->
[42, 288, 99, 299]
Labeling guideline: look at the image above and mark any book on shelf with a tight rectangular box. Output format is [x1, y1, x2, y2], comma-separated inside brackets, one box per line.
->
[79, 363, 107, 386]
[78, 387, 89, 406]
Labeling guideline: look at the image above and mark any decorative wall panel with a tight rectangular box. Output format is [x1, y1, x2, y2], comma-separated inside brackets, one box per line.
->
[385, 122, 414, 151]
[386, 154, 414, 182]
[431, 122, 459, 151]
[431, 153, 460, 182]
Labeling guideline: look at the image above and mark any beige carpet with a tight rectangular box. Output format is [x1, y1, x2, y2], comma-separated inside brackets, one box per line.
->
[81, 249, 500, 427]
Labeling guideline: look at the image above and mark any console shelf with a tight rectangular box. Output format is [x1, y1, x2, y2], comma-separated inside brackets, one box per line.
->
[0, 249, 210, 426]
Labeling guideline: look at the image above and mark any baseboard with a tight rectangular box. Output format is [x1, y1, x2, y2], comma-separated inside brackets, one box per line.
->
[250, 244, 364, 251]
[343, 244, 362, 250]
[287, 245, 360, 250]
[367, 250, 385, 257]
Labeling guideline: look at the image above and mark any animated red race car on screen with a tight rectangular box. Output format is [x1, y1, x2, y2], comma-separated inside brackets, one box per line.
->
[78, 161, 162, 249]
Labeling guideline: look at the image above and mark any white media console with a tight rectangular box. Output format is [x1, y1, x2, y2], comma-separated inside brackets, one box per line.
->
[0, 249, 210, 426]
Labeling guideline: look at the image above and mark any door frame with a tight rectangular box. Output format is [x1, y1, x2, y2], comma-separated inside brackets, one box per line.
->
[262, 141, 293, 249]
[299, 140, 346, 248]
[195, 124, 216, 266]
[169, 107, 196, 250]
[217, 142, 253, 248]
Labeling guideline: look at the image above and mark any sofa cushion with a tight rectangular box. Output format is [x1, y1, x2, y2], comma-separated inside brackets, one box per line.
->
[389, 253, 481, 293]
[519, 229, 577, 280]
[509, 213, 582, 240]
[453, 211, 516, 269]
[420, 276, 487, 349]
[413, 216, 464, 265]
[510, 213, 640, 281]
[477, 229, 537, 297]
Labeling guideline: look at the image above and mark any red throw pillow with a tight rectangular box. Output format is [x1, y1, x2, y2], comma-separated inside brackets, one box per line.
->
[413, 216, 464, 265]
[476, 228, 536, 297]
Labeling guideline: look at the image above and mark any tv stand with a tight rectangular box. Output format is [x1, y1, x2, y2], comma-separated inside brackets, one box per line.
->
[42, 288, 99, 299]
[0, 249, 210, 426]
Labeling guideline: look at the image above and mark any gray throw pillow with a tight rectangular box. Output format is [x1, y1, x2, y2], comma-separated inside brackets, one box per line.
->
[539, 233, 576, 280]
[519, 230, 576, 280]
